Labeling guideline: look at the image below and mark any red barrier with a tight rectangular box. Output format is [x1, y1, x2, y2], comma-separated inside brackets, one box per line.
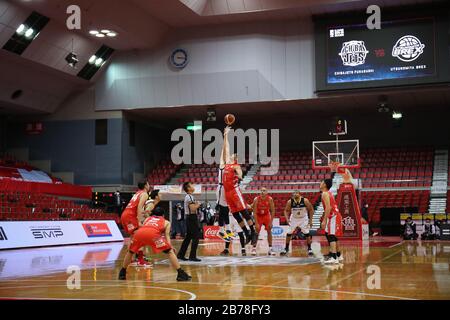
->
[0, 179, 92, 200]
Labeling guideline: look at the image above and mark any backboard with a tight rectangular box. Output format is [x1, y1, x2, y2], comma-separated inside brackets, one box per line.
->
[312, 139, 360, 170]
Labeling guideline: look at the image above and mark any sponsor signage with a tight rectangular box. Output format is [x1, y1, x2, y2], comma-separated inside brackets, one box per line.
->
[336, 183, 363, 240]
[0, 221, 123, 250]
[203, 226, 221, 240]
[154, 184, 202, 194]
[82, 223, 112, 238]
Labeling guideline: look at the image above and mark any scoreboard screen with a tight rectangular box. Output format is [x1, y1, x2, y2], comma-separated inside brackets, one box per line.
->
[315, 10, 450, 92]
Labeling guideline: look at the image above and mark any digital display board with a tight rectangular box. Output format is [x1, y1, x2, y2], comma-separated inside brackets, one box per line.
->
[327, 18, 435, 84]
[315, 9, 450, 92]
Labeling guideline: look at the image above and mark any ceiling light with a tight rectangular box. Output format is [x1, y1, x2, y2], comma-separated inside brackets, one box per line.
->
[89, 30, 99, 35]
[95, 57, 103, 66]
[24, 28, 34, 39]
[95, 33, 105, 38]
[89, 55, 97, 64]
[16, 24, 26, 35]
[392, 111, 402, 120]
[100, 29, 110, 34]
[106, 32, 117, 37]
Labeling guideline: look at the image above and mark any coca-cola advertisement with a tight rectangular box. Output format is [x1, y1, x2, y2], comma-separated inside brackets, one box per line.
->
[203, 226, 221, 240]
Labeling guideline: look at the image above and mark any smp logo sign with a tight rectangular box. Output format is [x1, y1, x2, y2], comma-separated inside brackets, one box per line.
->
[0, 227, 7, 240]
[31, 226, 64, 239]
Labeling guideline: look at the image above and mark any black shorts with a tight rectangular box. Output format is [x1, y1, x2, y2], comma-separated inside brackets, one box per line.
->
[218, 205, 230, 226]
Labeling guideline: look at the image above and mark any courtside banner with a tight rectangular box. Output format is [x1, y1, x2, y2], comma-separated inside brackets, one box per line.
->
[0, 220, 123, 250]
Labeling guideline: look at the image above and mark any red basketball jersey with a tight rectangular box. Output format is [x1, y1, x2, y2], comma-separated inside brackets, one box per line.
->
[142, 216, 166, 233]
[255, 195, 272, 216]
[222, 164, 239, 191]
[126, 190, 146, 210]
[322, 191, 340, 217]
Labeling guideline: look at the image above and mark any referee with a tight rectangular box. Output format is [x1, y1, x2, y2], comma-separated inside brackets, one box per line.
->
[177, 181, 202, 262]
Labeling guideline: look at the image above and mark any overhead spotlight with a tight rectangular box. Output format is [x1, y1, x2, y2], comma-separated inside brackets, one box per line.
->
[24, 28, 34, 39]
[89, 29, 118, 38]
[95, 57, 103, 66]
[65, 52, 79, 68]
[16, 24, 26, 35]
[89, 55, 97, 64]
[392, 111, 402, 120]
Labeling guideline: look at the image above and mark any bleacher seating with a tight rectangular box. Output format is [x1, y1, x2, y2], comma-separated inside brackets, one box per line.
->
[177, 163, 251, 191]
[354, 147, 434, 188]
[147, 159, 180, 186]
[248, 151, 330, 191]
[0, 191, 119, 223]
[361, 190, 430, 224]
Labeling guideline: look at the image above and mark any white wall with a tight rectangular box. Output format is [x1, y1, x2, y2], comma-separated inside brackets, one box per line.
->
[95, 18, 316, 110]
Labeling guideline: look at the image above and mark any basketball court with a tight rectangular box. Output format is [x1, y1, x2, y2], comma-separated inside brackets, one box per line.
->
[1, 0, 450, 306]
[1, 238, 450, 300]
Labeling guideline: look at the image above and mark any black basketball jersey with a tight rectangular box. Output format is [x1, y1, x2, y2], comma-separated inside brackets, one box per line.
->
[290, 197, 308, 218]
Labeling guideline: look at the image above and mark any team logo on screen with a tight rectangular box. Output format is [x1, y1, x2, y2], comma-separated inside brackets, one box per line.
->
[392, 35, 425, 62]
[339, 41, 369, 67]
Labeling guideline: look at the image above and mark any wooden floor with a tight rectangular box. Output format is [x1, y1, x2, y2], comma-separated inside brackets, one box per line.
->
[1, 237, 450, 300]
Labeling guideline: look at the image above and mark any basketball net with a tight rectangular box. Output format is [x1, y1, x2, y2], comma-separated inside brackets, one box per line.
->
[328, 161, 341, 173]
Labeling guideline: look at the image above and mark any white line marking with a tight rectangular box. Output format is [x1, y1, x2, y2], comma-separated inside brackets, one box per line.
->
[0, 284, 196, 300]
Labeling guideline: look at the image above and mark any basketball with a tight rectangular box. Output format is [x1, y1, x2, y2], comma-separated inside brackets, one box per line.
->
[224, 114, 235, 126]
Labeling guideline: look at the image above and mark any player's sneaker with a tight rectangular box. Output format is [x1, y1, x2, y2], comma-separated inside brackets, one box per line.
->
[176, 269, 192, 281]
[219, 231, 231, 242]
[280, 249, 288, 256]
[268, 248, 276, 256]
[307, 249, 314, 257]
[241, 249, 247, 256]
[226, 230, 235, 238]
[251, 247, 257, 256]
[118, 268, 127, 280]
[220, 249, 230, 256]
[337, 254, 344, 262]
[137, 260, 153, 268]
[323, 256, 339, 265]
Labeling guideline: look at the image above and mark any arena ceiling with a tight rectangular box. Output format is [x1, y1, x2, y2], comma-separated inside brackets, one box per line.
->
[0, 0, 443, 115]
[127, 85, 450, 128]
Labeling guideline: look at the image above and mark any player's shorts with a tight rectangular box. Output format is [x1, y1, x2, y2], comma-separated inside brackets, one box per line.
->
[288, 215, 310, 235]
[216, 184, 227, 207]
[224, 186, 246, 214]
[121, 209, 139, 235]
[129, 227, 172, 254]
[326, 213, 343, 236]
[256, 214, 271, 232]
